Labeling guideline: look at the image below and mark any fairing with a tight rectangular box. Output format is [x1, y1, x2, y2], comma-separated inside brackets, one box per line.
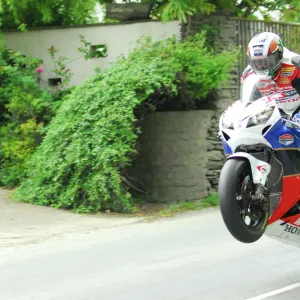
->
[219, 71, 300, 247]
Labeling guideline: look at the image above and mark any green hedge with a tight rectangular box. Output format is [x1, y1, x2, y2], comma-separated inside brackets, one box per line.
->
[0, 45, 64, 186]
[14, 33, 239, 212]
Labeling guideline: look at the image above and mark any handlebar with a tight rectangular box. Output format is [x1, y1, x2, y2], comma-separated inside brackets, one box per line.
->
[281, 118, 300, 128]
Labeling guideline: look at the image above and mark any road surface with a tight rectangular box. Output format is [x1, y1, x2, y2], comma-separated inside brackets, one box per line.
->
[0, 208, 299, 300]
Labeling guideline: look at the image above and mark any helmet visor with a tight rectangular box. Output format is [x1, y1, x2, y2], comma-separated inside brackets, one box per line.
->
[248, 53, 281, 73]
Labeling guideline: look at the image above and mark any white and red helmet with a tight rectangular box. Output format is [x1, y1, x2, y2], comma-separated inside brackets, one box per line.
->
[247, 32, 284, 78]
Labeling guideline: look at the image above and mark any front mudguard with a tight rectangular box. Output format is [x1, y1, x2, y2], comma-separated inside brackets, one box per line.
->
[226, 152, 271, 185]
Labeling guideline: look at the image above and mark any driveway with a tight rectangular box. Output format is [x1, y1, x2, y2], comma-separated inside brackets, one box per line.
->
[0, 189, 140, 247]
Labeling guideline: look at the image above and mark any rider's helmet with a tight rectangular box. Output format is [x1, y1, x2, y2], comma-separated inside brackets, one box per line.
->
[247, 32, 284, 79]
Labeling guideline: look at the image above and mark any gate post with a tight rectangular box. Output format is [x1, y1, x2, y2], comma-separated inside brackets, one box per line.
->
[181, 9, 240, 191]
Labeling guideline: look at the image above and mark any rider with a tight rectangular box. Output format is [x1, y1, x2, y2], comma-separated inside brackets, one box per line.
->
[241, 32, 300, 122]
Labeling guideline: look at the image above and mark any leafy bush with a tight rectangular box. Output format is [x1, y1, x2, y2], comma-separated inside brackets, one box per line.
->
[15, 32, 239, 212]
[0, 44, 62, 186]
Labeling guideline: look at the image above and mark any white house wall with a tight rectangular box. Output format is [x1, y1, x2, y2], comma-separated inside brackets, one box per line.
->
[3, 21, 180, 87]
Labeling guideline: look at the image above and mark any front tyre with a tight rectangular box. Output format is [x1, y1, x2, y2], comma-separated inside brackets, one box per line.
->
[218, 159, 269, 243]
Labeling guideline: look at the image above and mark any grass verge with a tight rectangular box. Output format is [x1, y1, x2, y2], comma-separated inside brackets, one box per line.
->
[157, 193, 218, 218]
[133, 193, 219, 222]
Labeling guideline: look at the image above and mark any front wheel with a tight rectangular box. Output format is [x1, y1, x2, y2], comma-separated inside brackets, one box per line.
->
[218, 159, 269, 243]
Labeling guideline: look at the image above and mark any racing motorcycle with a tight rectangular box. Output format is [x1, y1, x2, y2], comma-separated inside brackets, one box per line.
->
[218, 73, 300, 246]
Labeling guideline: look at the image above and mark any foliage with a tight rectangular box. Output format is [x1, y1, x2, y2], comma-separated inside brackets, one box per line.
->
[0, 0, 298, 28]
[100, 0, 300, 23]
[196, 24, 217, 50]
[48, 45, 73, 88]
[223, 0, 300, 22]
[0, 0, 98, 28]
[77, 35, 93, 61]
[160, 0, 215, 23]
[213, 0, 300, 22]
[280, 0, 300, 22]
[15, 32, 239, 213]
[0, 44, 62, 186]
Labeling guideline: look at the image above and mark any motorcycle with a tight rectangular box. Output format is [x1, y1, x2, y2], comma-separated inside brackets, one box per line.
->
[218, 73, 300, 246]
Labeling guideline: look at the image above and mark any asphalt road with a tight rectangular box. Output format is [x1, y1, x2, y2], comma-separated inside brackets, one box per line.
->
[0, 208, 299, 300]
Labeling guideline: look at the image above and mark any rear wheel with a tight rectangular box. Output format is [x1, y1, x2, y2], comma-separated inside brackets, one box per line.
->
[218, 159, 269, 243]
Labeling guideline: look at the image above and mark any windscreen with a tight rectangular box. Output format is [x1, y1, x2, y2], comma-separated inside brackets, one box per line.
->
[240, 73, 262, 104]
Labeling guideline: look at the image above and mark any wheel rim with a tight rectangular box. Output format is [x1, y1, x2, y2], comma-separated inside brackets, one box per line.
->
[236, 168, 267, 230]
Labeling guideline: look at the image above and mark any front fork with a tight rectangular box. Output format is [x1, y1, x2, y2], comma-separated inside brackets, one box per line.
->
[226, 151, 272, 186]
[227, 149, 273, 214]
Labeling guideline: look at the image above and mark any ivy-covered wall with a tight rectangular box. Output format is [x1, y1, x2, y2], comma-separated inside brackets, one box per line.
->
[128, 10, 240, 202]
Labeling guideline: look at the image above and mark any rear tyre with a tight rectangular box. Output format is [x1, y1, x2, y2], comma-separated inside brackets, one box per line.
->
[218, 159, 269, 243]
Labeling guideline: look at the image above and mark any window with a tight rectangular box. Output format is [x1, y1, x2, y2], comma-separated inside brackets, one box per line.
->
[90, 44, 108, 58]
[48, 78, 62, 86]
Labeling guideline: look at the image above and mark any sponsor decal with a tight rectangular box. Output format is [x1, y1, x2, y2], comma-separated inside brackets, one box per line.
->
[276, 96, 300, 104]
[281, 86, 295, 91]
[260, 88, 276, 94]
[254, 48, 263, 53]
[265, 96, 277, 104]
[259, 87, 294, 95]
[281, 71, 293, 77]
[257, 81, 270, 88]
[257, 165, 268, 174]
[279, 133, 294, 146]
[257, 83, 296, 96]
[253, 45, 264, 48]
[279, 77, 291, 84]
[283, 90, 298, 97]
[280, 217, 300, 235]
[281, 224, 300, 235]
[282, 67, 296, 72]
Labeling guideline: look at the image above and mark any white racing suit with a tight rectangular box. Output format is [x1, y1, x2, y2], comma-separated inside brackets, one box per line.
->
[241, 47, 300, 123]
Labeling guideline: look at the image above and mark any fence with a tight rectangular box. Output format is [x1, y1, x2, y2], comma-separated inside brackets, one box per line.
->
[235, 18, 300, 79]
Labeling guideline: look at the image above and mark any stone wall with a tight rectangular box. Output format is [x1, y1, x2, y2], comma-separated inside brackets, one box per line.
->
[129, 10, 242, 201]
[181, 10, 240, 191]
[129, 111, 213, 203]
[206, 88, 238, 191]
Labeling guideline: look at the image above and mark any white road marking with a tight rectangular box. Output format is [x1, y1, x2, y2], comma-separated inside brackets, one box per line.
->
[245, 282, 300, 300]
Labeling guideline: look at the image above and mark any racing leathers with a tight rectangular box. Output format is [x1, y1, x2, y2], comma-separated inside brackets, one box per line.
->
[241, 47, 300, 120]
